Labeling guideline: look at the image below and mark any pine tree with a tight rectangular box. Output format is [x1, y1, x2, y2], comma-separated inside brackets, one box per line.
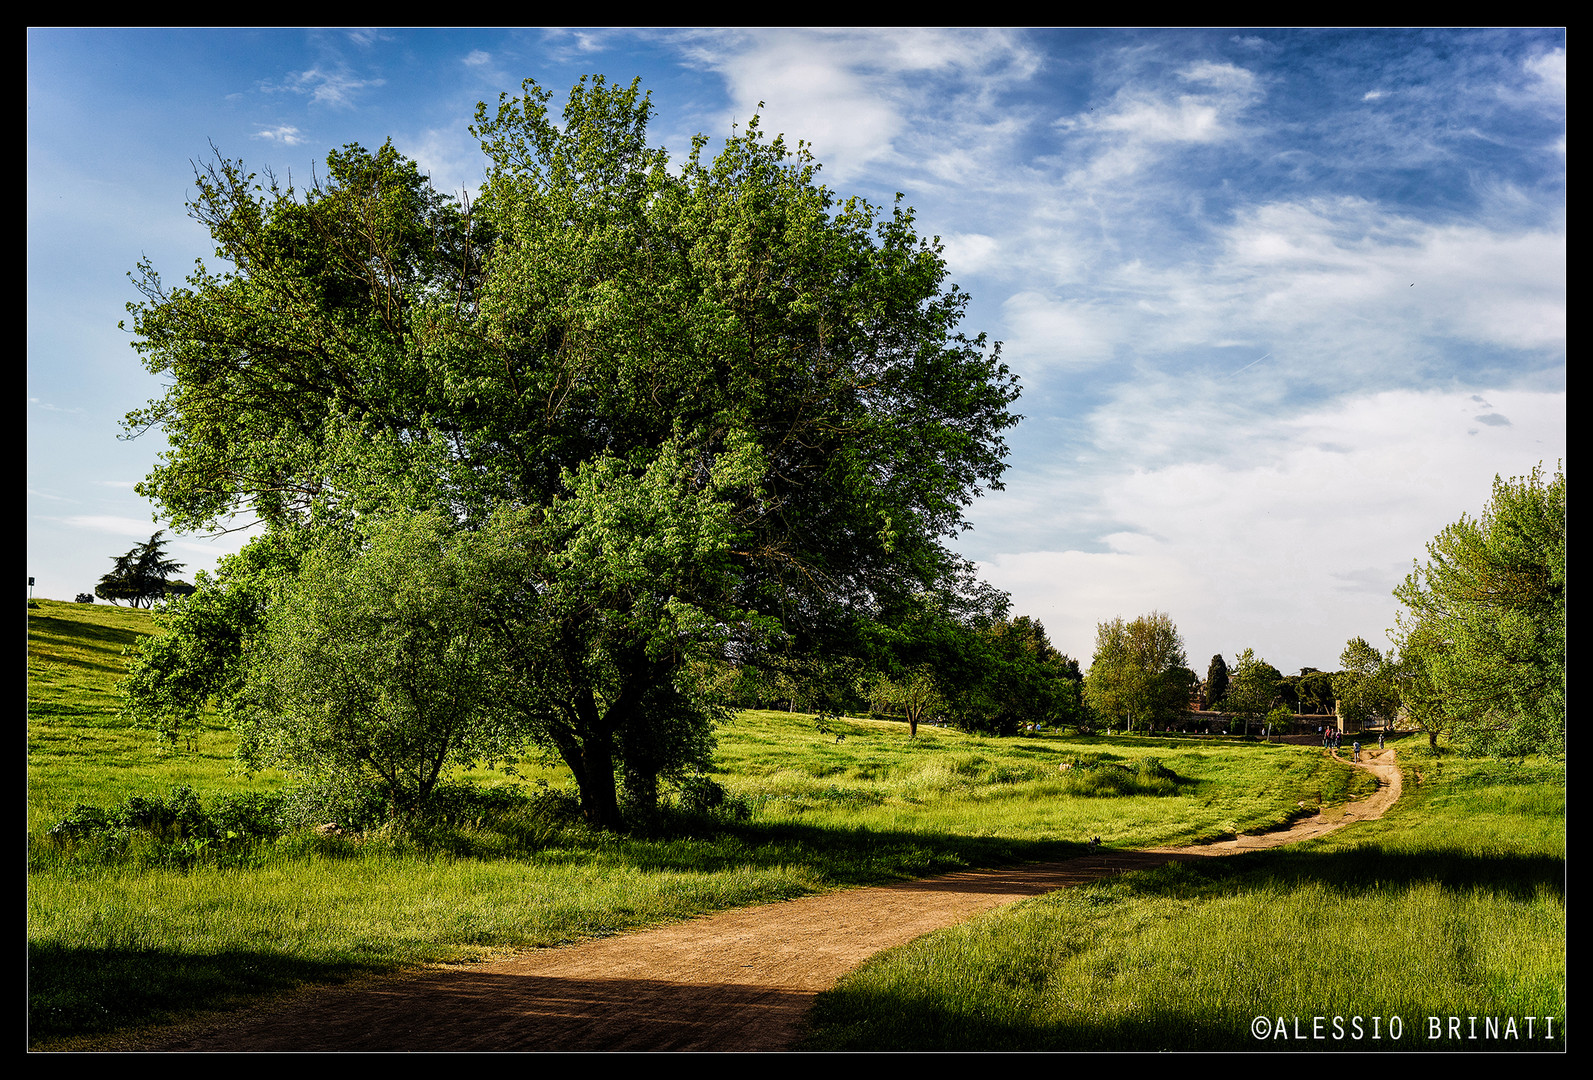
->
[95, 532, 186, 608]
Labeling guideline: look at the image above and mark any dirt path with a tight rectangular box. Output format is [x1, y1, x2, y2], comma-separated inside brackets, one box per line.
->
[148, 748, 1400, 1052]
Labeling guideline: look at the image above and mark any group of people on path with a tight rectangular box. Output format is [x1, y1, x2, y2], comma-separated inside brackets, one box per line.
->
[1321, 726, 1385, 762]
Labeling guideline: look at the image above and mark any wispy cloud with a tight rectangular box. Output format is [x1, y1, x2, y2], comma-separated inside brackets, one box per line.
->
[252, 125, 304, 145]
[672, 28, 1041, 184]
[262, 66, 385, 109]
[28, 396, 82, 414]
[55, 514, 164, 539]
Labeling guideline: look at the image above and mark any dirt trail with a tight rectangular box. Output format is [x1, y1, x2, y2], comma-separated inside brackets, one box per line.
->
[148, 748, 1400, 1052]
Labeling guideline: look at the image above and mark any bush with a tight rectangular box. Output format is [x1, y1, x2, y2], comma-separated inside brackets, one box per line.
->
[1054, 754, 1180, 798]
[40, 780, 578, 865]
[42, 786, 288, 869]
[676, 773, 753, 821]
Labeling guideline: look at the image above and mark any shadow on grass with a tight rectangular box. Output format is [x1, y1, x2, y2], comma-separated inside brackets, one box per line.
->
[682, 819, 1086, 886]
[28, 943, 383, 1047]
[29, 819, 1089, 1046]
[28, 617, 151, 676]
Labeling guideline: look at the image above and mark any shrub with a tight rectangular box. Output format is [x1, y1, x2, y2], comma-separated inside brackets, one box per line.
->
[677, 773, 753, 821]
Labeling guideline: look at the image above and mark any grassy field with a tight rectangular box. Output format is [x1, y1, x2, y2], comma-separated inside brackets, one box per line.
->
[30, 597, 1455, 1050]
[799, 751, 1566, 1051]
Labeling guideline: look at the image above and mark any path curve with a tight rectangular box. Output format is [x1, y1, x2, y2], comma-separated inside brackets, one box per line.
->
[149, 748, 1400, 1052]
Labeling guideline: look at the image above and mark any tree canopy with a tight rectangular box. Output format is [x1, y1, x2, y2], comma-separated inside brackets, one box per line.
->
[1082, 611, 1188, 733]
[1332, 636, 1397, 732]
[1392, 463, 1564, 756]
[1222, 647, 1282, 736]
[1204, 654, 1229, 710]
[119, 76, 1021, 828]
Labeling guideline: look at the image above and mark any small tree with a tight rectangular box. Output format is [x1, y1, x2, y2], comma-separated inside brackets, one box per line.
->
[1205, 654, 1229, 710]
[1395, 619, 1453, 751]
[873, 666, 946, 738]
[235, 513, 530, 821]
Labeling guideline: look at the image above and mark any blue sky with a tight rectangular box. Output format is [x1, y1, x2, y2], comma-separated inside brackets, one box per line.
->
[27, 28, 1565, 675]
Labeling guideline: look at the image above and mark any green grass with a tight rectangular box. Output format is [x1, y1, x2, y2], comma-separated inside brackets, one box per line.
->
[799, 752, 1566, 1051]
[27, 597, 1379, 1048]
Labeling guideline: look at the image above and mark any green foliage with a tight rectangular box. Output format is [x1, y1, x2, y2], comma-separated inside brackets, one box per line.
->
[119, 532, 300, 749]
[1394, 620, 1451, 750]
[1204, 654, 1228, 708]
[1333, 636, 1397, 731]
[1083, 612, 1188, 733]
[44, 785, 287, 870]
[1219, 647, 1281, 736]
[959, 616, 1086, 735]
[1265, 705, 1295, 734]
[1293, 669, 1337, 715]
[868, 666, 947, 737]
[1055, 754, 1180, 798]
[119, 76, 1020, 830]
[1393, 464, 1564, 756]
[233, 512, 533, 820]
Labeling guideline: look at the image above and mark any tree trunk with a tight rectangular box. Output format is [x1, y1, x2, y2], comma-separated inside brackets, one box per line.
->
[576, 734, 623, 830]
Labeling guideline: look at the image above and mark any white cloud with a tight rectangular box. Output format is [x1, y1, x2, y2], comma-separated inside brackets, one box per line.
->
[1216, 199, 1566, 356]
[675, 28, 1039, 183]
[1059, 58, 1261, 187]
[252, 125, 304, 145]
[974, 388, 1565, 674]
[263, 67, 385, 109]
[1524, 48, 1566, 101]
[1000, 292, 1121, 370]
[940, 232, 1002, 278]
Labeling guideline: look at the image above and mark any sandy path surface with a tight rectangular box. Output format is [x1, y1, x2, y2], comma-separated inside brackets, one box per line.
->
[148, 748, 1400, 1052]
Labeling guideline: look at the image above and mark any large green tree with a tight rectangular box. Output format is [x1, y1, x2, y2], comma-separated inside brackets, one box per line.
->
[120, 77, 1021, 828]
[1392, 464, 1565, 756]
[1083, 611, 1188, 733]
